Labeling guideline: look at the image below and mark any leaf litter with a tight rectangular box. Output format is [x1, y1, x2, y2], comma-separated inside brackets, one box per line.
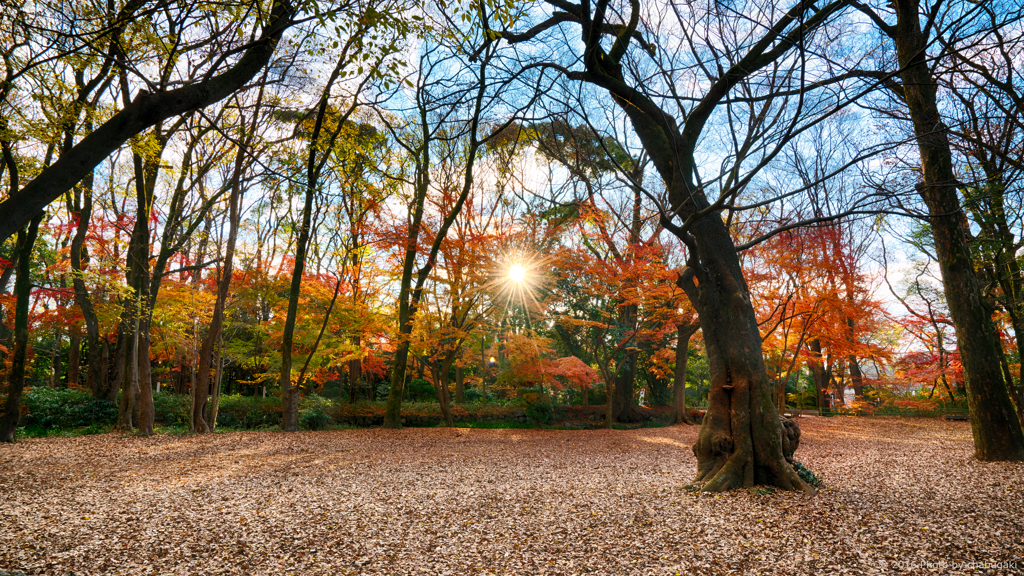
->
[0, 417, 1021, 575]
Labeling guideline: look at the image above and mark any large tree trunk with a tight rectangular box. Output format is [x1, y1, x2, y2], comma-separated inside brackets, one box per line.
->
[677, 223, 809, 492]
[533, 0, 830, 492]
[117, 140, 159, 431]
[890, 0, 1024, 460]
[848, 353, 864, 401]
[0, 214, 43, 442]
[672, 323, 699, 424]
[455, 365, 464, 404]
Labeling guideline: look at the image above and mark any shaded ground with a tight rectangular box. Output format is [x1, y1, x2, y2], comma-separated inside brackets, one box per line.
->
[0, 417, 1021, 575]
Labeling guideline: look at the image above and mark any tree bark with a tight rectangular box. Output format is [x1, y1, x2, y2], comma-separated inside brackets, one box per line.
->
[67, 333, 81, 387]
[889, 0, 1024, 460]
[69, 174, 109, 398]
[807, 339, 827, 412]
[455, 365, 464, 404]
[0, 214, 43, 442]
[672, 323, 699, 424]
[349, 335, 362, 403]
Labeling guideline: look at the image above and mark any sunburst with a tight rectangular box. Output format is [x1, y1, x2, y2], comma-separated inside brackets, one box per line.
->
[484, 250, 553, 329]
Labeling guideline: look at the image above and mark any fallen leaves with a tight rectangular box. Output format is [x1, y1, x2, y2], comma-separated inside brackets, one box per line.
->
[0, 417, 1021, 575]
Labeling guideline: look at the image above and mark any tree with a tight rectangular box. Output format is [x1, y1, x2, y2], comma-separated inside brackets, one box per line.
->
[483, 0, 858, 491]
[856, 0, 1024, 459]
[0, 211, 41, 442]
[0, 0, 297, 244]
[379, 29, 532, 428]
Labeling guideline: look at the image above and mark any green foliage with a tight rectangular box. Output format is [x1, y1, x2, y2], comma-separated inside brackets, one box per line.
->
[20, 388, 117, 429]
[450, 421, 535, 429]
[299, 409, 333, 430]
[462, 388, 497, 403]
[520, 388, 553, 424]
[153, 392, 190, 425]
[405, 378, 437, 402]
[215, 395, 282, 429]
[792, 460, 823, 488]
[299, 394, 335, 430]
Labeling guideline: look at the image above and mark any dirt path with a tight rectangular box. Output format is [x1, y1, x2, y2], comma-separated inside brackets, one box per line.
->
[0, 417, 1021, 575]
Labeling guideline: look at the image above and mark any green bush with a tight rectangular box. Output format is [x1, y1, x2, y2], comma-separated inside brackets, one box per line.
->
[520, 389, 554, 424]
[299, 409, 332, 430]
[462, 388, 496, 403]
[405, 378, 436, 402]
[153, 392, 190, 425]
[216, 394, 282, 428]
[21, 388, 117, 429]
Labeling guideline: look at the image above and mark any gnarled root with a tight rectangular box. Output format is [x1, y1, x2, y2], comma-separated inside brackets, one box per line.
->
[781, 416, 801, 464]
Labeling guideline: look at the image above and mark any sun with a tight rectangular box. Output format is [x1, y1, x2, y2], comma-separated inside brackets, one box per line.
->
[509, 264, 527, 284]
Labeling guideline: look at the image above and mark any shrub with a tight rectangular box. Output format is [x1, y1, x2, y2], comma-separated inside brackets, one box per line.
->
[521, 390, 553, 424]
[153, 392, 190, 425]
[462, 388, 496, 403]
[405, 378, 436, 402]
[216, 394, 282, 428]
[299, 408, 332, 430]
[21, 388, 117, 429]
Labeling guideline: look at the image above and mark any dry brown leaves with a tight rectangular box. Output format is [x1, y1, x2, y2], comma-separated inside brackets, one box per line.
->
[0, 417, 1021, 575]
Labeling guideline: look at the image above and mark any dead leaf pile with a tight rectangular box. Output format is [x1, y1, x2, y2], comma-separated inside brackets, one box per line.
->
[0, 417, 1021, 575]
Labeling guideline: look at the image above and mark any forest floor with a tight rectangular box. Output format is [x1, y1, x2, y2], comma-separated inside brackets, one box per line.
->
[0, 417, 1021, 575]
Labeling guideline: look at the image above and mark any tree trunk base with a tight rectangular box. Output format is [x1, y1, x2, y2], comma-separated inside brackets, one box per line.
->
[615, 405, 658, 424]
[693, 415, 814, 495]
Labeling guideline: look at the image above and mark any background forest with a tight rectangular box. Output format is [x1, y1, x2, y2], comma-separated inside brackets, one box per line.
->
[1, 0, 1022, 467]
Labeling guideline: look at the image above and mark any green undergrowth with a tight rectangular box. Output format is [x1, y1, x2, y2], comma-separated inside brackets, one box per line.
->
[451, 421, 536, 429]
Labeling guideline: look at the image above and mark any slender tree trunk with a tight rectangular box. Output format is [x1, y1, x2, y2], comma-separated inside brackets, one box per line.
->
[672, 324, 699, 424]
[49, 329, 61, 388]
[808, 339, 827, 412]
[349, 335, 361, 403]
[455, 365, 464, 404]
[194, 119, 246, 433]
[67, 334, 81, 387]
[209, 334, 224, 431]
[69, 175, 107, 398]
[0, 214, 42, 442]
[279, 187, 313, 431]
[890, 0, 1024, 460]
[431, 357, 455, 427]
[280, 57, 353, 431]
